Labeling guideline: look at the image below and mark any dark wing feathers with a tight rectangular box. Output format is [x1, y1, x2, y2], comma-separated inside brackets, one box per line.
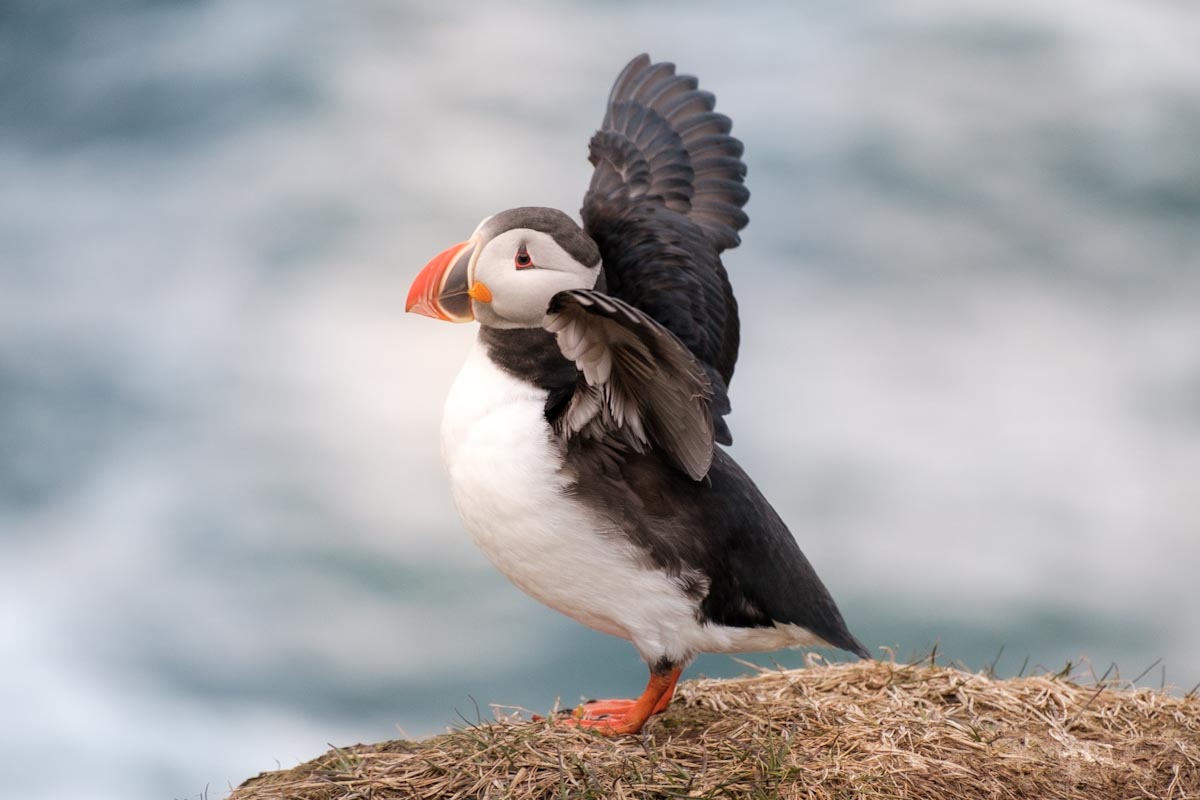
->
[544, 289, 715, 481]
[585, 54, 749, 250]
[591, 56, 749, 241]
[581, 54, 748, 446]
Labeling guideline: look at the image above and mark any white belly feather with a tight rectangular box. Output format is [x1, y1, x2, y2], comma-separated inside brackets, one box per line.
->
[440, 338, 828, 664]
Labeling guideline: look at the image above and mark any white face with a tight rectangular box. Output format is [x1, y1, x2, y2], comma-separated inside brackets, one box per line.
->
[470, 227, 601, 328]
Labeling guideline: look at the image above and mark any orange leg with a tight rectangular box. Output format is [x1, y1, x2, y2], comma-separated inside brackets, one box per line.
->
[563, 666, 683, 735]
[575, 668, 681, 718]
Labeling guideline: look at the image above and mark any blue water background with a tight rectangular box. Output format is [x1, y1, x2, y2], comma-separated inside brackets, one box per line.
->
[2, 1, 1198, 798]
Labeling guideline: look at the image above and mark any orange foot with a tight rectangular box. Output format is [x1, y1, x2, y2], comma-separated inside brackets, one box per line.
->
[558, 666, 682, 736]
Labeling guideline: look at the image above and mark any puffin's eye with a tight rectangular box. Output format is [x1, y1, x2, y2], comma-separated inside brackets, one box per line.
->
[514, 245, 535, 270]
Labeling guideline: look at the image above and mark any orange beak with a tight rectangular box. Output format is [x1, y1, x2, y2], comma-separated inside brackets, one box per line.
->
[406, 239, 477, 322]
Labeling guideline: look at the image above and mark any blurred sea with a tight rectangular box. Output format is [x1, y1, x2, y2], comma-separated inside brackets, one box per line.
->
[2, 1, 1198, 798]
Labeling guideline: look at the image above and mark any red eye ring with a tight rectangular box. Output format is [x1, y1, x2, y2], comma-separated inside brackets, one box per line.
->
[514, 245, 534, 270]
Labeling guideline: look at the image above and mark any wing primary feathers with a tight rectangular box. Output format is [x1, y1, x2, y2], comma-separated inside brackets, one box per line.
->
[603, 54, 652, 123]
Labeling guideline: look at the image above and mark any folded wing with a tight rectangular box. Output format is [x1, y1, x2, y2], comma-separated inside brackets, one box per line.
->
[544, 289, 715, 481]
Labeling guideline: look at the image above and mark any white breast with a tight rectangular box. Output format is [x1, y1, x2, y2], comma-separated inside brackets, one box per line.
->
[440, 339, 692, 662]
[439, 336, 831, 664]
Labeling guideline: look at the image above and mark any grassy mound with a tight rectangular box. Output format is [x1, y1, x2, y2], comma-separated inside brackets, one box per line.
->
[231, 658, 1199, 799]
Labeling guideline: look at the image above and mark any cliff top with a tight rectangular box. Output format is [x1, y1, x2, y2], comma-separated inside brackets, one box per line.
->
[231, 656, 1199, 799]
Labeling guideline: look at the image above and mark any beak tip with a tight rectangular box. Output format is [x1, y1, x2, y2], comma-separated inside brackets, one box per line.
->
[405, 295, 443, 320]
[403, 285, 425, 316]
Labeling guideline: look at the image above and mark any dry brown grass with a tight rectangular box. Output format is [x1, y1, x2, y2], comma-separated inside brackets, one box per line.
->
[231, 657, 1200, 799]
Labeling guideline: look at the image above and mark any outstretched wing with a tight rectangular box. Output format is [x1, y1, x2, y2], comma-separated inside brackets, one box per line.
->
[544, 289, 714, 481]
[585, 54, 750, 251]
[581, 54, 749, 445]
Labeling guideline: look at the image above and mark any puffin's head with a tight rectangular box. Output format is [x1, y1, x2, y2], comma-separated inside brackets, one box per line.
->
[407, 207, 601, 329]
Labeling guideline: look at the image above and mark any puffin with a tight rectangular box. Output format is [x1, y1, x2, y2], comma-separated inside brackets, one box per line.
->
[406, 54, 869, 735]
